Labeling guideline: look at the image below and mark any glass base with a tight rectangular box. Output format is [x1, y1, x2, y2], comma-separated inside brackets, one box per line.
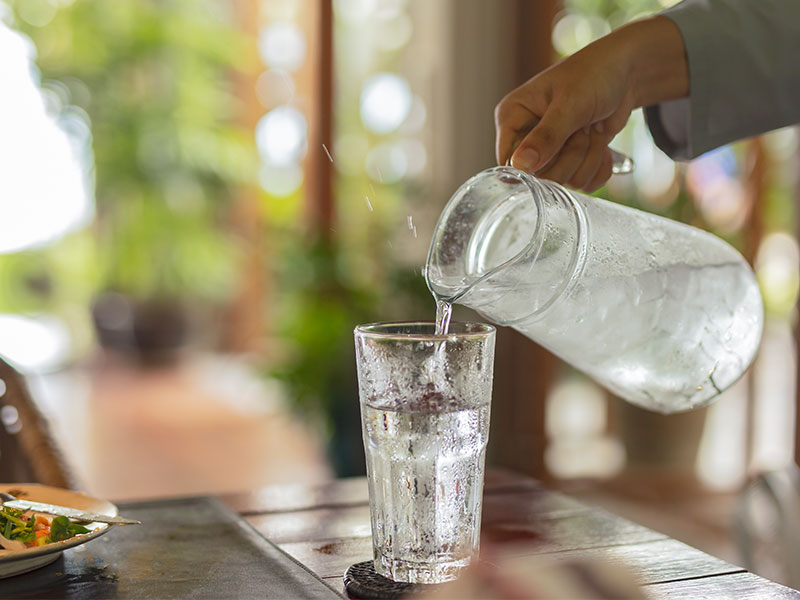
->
[375, 553, 471, 584]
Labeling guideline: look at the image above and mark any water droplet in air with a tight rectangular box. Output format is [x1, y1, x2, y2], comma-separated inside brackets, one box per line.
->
[322, 143, 333, 162]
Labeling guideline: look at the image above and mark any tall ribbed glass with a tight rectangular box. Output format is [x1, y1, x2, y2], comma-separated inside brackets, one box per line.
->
[354, 322, 495, 583]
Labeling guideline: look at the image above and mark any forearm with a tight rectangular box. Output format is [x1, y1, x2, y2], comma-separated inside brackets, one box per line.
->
[646, 0, 800, 159]
[613, 16, 690, 109]
[496, 10, 691, 186]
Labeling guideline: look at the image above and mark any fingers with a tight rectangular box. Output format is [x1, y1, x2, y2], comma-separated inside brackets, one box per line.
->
[494, 99, 539, 167]
[496, 122, 520, 167]
[534, 128, 591, 184]
[510, 102, 580, 173]
[494, 61, 631, 185]
[532, 128, 615, 193]
[584, 151, 614, 192]
[567, 130, 609, 190]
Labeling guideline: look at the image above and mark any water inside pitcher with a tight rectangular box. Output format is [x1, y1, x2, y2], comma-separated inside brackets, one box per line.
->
[425, 166, 764, 413]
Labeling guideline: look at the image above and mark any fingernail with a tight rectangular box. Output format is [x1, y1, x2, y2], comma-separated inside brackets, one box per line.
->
[512, 148, 539, 172]
[594, 121, 604, 133]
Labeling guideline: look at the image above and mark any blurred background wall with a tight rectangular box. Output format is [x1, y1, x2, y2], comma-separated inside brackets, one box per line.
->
[1, 0, 800, 585]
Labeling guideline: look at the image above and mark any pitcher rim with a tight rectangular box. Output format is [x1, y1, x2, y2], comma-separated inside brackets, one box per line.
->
[424, 166, 548, 303]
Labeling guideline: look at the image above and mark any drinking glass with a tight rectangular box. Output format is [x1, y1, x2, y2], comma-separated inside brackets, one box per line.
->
[354, 321, 496, 583]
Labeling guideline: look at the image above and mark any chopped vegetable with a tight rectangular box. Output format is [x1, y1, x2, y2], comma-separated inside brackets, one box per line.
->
[49, 516, 90, 542]
[0, 506, 90, 550]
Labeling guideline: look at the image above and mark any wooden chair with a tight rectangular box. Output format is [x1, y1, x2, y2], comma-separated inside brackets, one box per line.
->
[0, 357, 80, 489]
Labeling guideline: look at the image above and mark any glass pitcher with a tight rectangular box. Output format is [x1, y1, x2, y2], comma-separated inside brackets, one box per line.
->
[425, 166, 764, 414]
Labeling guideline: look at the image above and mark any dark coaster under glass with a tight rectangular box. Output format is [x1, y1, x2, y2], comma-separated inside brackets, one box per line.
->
[343, 561, 443, 599]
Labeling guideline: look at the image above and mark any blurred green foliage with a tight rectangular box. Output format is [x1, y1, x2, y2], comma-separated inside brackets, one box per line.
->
[5, 0, 257, 304]
[261, 4, 433, 469]
[5, 0, 430, 465]
[265, 214, 430, 476]
[269, 236, 378, 413]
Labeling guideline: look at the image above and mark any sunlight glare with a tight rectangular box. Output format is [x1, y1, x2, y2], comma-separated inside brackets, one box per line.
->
[259, 22, 306, 72]
[255, 105, 307, 166]
[0, 314, 71, 372]
[0, 22, 94, 254]
[360, 73, 411, 135]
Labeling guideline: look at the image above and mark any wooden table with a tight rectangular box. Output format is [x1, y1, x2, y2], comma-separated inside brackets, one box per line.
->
[222, 469, 800, 599]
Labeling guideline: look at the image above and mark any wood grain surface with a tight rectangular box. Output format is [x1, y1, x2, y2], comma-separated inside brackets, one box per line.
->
[224, 469, 800, 598]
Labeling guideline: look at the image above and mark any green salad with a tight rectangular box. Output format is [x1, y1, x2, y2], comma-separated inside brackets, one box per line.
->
[0, 505, 90, 549]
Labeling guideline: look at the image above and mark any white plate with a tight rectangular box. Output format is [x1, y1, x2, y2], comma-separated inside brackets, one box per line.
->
[0, 484, 118, 578]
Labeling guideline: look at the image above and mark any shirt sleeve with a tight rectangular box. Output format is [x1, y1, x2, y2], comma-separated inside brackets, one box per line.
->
[644, 0, 800, 160]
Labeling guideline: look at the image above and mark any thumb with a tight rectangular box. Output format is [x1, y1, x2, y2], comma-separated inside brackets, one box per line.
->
[510, 105, 580, 173]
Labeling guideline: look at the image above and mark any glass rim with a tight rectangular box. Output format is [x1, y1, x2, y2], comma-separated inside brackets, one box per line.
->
[354, 320, 495, 341]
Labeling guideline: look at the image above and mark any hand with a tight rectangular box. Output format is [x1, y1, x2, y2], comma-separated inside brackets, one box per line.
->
[529, 127, 617, 193]
[494, 16, 689, 192]
[495, 47, 633, 192]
